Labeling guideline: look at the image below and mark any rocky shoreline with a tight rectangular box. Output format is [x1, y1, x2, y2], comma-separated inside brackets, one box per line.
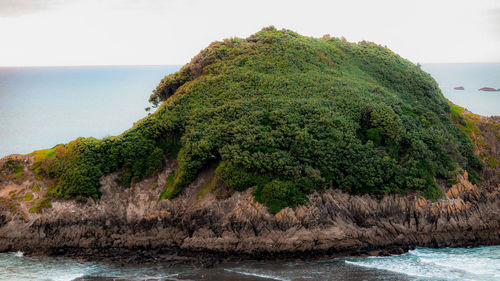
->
[39, 244, 414, 266]
[0, 112, 499, 264]
[1, 166, 498, 265]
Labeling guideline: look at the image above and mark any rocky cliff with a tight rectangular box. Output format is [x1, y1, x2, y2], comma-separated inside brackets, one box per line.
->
[0, 112, 499, 263]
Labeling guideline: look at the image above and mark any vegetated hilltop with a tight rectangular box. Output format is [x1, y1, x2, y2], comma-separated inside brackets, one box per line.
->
[30, 26, 482, 213]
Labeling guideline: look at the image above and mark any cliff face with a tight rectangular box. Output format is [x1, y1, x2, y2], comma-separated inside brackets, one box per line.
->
[0, 114, 499, 261]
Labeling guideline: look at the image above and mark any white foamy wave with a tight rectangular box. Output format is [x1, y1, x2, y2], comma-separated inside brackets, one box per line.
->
[51, 273, 85, 281]
[419, 256, 496, 277]
[345, 246, 500, 281]
[0, 253, 91, 281]
[1, 246, 499, 281]
[413, 247, 500, 277]
[224, 268, 291, 281]
[345, 259, 443, 280]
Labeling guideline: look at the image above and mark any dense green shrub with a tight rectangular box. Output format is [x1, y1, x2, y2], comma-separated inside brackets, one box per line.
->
[34, 115, 172, 199]
[34, 27, 482, 212]
[253, 180, 308, 214]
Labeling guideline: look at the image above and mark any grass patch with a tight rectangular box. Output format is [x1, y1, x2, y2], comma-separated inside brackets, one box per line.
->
[3, 159, 25, 179]
[159, 173, 179, 200]
[30, 183, 41, 192]
[449, 103, 481, 137]
[197, 176, 216, 199]
[28, 196, 52, 213]
[24, 192, 33, 201]
[489, 157, 498, 169]
[12, 166, 24, 179]
[29, 147, 56, 162]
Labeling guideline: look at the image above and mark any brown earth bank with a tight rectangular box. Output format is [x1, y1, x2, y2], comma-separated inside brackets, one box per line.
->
[0, 111, 499, 264]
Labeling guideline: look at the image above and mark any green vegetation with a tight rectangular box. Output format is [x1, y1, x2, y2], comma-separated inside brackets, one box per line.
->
[33, 132, 168, 199]
[29, 148, 56, 162]
[2, 159, 25, 179]
[30, 183, 41, 192]
[197, 176, 216, 199]
[253, 180, 309, 214]
[448, 103, 485, 184]
[159, 173, 177, 200]
[24, 192, 33, 201]
[29, 196, 52, 213]
[489, 157, 498, 169]
[32, 27, 482, 213]
[449, 104, 481, 137]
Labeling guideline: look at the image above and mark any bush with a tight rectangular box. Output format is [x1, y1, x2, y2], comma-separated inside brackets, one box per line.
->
[33, 27, 483, 213]
[253, 180, 308, 214]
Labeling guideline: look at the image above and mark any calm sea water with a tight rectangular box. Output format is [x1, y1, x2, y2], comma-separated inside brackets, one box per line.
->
[422, 63, 500, 116]
[0, 65, 179, 158]
[0, 246, 498, 280]
[0, 64, 499, 280]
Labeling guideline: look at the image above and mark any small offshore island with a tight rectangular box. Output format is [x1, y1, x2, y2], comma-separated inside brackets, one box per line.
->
[479, 87, 500, 92]
[0, 27, 499, 264]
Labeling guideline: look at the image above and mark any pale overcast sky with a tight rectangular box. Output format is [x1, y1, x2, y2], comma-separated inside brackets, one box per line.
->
[0, 0, 499, 66]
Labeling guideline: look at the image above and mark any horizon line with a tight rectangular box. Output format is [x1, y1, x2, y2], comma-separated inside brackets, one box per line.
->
[1, 62, 500, 68]
[0, 64, 184, 68]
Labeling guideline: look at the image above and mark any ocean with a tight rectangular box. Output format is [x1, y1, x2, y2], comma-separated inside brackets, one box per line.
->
[0, 63, 499, 280]
[0, 65, 179, 158]
[421, 63, 500, 117]
[0, 246, 499, 280]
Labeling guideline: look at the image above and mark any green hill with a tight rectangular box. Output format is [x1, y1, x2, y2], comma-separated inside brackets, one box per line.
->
[33, 27, 482, 213]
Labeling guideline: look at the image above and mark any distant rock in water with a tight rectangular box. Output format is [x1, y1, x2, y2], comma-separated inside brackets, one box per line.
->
[478, 87, 500, 92]
[454, 86, 464, 90]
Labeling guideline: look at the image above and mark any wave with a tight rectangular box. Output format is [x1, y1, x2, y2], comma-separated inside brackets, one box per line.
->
[413, 247, 500, 277]
[1, 247, 499, 281]
[344, 259, 441, 280]
[344, 246, 500, 281]
[224, 268, 291, 281]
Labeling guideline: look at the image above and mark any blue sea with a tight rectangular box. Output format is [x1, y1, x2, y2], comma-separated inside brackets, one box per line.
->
[422, 63, 500, 117]
[0, 246, 499, 280]
[0, 63, 499, 280]
[0, 65, 179, 158]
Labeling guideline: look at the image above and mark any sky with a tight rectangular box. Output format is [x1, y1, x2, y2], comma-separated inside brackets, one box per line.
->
[0, 0, 499, 66]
